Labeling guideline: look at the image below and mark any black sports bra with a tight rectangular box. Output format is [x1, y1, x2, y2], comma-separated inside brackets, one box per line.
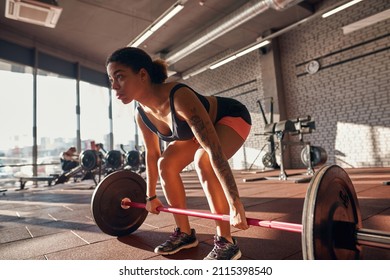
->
[137, 84, 210, 142]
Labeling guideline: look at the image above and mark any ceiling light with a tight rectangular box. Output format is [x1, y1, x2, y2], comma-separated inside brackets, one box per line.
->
[150, 4, 184, 32]
[209, 56, 237, 70]
[210, 40, 271, 70]
[131, 30, 153, 48]
[182, 66, 208, 80]
[342, 9, 390, 34]
[5, 0, 62, 28]
[236, 40, 271, 57]
[129, 3, 184, 47]
[167, 70, 177, 77]
[182, 39, 271, 79]
[321, 0, 363, 18]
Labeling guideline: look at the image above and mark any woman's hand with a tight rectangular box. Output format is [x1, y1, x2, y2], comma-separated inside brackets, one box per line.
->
[145, 197, 163, 214]
[230, 200, 249, 230]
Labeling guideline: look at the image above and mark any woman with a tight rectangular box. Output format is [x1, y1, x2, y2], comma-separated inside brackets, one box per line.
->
[106, 47, 251, 260]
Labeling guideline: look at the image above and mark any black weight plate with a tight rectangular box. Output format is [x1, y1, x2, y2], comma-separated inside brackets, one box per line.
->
[80, 150, 99, 171]
[262, 152, 276, 168]
[302, 165, 362, 259]
[126, 150, 140, 168]
[91, 170, 148, 236]
[301, 146, 327, 167]
[105, 150, 123, 169]
[300, 146, 311, 166]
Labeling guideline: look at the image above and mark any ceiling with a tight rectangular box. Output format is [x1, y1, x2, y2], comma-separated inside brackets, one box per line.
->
[0, 0, 326, 79]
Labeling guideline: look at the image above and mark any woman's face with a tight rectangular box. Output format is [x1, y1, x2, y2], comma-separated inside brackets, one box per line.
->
[106, 62, 144, 104]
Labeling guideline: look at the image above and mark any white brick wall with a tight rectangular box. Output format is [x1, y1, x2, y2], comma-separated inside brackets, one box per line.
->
[185, 0, 390, 169]
[280, 0, 390, 168]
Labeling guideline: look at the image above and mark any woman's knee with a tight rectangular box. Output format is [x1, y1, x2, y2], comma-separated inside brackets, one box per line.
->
[194, 149, 213, 180]
[158, 156, 171, 178]
[157, 155, 185, 180]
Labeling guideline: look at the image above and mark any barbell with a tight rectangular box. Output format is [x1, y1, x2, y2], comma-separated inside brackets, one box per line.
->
[90, 165, 390, 259]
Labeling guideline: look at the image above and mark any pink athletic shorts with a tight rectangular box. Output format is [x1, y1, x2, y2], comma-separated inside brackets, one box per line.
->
[217, 116, 251, 140]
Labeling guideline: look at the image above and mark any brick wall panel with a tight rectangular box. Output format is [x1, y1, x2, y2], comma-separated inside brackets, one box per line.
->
[185, 0, 390, 169]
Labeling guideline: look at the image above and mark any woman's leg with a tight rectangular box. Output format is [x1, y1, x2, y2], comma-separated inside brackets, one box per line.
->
[158, 139, 199, 234]
[194, 123, 247, 243]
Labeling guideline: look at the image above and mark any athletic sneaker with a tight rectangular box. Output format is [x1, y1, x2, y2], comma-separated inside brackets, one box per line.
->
[154, 227, 198, 255]
[204, 235, 242, 260]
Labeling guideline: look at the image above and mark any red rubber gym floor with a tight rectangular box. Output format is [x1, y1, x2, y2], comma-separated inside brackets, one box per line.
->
[0, 167, 389, 260]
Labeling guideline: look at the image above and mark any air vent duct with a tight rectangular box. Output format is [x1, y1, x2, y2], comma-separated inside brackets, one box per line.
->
[5, 0, 62, 28]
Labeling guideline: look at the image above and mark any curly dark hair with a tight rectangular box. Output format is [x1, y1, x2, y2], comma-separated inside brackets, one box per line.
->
[106, 47, 168, 84]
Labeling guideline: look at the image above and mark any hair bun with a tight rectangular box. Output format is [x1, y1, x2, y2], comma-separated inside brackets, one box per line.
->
[152, 59, 168, 84]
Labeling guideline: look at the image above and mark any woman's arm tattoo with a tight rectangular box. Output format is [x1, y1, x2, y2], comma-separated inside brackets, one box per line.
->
[211, 146, 239, 201]
[189, 113, 207, 143]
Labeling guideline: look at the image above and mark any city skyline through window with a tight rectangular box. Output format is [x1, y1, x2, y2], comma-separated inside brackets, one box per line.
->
[0, 59, 139, 180]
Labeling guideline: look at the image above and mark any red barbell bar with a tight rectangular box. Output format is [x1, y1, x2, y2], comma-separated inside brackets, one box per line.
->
[121, 199, 303, 233]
